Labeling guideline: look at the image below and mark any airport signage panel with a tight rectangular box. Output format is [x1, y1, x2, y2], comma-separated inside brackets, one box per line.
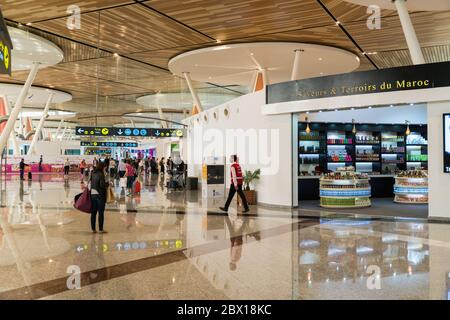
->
[80, 141, 138, 148]
[75, 126, 184, 138]
[0, 9, 12, 75]
[267, 61, 450, 104]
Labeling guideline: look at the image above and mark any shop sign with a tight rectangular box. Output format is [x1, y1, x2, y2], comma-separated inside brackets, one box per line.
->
[80, 141, 138, 148]
[267, 61, 450, 104]
[75, 126, 184, 138]
[0, 10, 12, 75]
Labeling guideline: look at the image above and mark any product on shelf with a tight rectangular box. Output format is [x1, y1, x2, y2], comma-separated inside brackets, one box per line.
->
[355, 134, 379, 144]
[394, 169, 428, 204]
[406, 134, 427, 145]
[320, 167, 371, 208]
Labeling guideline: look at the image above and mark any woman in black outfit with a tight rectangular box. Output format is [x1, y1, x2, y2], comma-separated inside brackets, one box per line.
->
[90, 162, 108, 233]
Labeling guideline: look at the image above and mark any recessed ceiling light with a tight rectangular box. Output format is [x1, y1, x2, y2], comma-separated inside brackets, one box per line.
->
[318, 57, 323, 61]
[335, 109, 338, 112]
[368, 106, 372, 109]
[336, 21, 341, 25]
[390, 104, 394, 107]
[410, 103, 414, 106]
[351, 108, 355, 110]
[320, 72, 324, 75]
[26, 22, 32, 26]
[216, 39, 222, 43]
[250, 52, 254, 56]
[319, 110, 323, 113]
[113, 53, 119, 57]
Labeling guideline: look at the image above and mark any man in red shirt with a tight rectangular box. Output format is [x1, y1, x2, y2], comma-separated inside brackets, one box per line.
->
[220, 155, 250, 213]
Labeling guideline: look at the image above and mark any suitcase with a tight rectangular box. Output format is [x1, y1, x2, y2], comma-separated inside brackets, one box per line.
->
[28, 172, 32, 180]
[134, 180, 141, 194]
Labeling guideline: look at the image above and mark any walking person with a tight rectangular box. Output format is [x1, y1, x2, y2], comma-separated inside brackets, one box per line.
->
[220, 155, 250, 213]
[64, 158, 70, 175]
[109, 158, 116, 178]
[159, 157, 165, 176]
[19, 158, 29, 181]
[89, 162, 108, 233]
[125, 159, 136, 196]
[38, 155, 43, 172]
[118, 159, 126, 178]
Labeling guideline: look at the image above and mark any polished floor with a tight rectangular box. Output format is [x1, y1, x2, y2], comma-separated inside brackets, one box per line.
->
[0, 173, 449, 300]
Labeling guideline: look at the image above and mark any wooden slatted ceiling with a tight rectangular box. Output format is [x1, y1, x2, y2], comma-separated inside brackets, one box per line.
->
[32, 3, 212, 54]
[145, 0, 333, 41]
[320, 0, 398, 23]
[371, 45, 450, 68]
[344, 11, 450, 52]
[0, 0, 134, 23]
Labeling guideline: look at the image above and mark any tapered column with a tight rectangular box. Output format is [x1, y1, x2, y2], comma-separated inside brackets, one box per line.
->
[28, 93, 54, 155]
[54, 119, 63, 141]
[4, 97, 20, 156]
[394, 0, 425, 65]
[0, 62, 40, 154]
[183, 72, 203, 113]
[60, 122, 68, 141]
[291, 49, 303, 81]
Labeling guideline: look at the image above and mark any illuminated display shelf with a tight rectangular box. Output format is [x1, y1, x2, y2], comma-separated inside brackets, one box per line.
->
[393, 176, 428, 204]
[319, 177, 371, 208]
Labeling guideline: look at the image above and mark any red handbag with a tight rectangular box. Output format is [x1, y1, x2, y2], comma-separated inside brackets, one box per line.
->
[74, 187, 92, 213]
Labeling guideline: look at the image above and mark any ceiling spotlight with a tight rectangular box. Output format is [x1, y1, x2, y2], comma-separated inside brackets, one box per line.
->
[26, 22, 32, 26]
[319, 110, 323, 113]
[351, 107, 355, 110]
[335, 109, 338, 112]
[335, 21, 341, 25]
[113, 53, 119, 57]
[320, 72, 324, 75]
[216, 39, 222, 43]
[318, 57, 323, 61]
[410, 103, 414, 106]
[352, 119, 357, 134]
[250, 52, 254, 56]
[368, 106, 372, 109]
[390, 104, 394, 107]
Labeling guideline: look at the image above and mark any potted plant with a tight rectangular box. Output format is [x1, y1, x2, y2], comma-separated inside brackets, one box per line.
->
[241, 169, 260, 205]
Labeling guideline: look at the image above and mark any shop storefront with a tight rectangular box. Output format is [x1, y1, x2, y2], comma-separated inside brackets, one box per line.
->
[263, 61, 450, 219]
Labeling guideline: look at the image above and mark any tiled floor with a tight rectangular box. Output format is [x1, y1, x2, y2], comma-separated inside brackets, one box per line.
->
[0, 173, 449, 300]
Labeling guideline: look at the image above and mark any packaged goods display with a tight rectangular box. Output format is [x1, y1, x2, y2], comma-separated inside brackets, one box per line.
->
[394, 169, 428, 204]
[298, 122, 427, 176]
[320, 167, 371, 208]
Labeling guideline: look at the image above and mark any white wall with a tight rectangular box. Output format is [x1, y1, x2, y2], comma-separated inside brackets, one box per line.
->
[428, 101, 450, 219]
[186, 91, 294, 207]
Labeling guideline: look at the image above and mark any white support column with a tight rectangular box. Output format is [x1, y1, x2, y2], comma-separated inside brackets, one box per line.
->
[28, 93, 53, 155]
[54, 119, 64, 140]
[0, 62, 40, 155]
[4, 97, 20, 156]
[60, 122, 68, 141]
[183, 72, 203, 113]
[156, 100, 168, 129]
[394, 0, 425, 65]
[290, 49, 302, 81]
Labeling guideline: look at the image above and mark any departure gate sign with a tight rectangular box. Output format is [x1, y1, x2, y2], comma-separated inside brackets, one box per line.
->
[75, 126, 184, 138]
[80, 141, 138, 148]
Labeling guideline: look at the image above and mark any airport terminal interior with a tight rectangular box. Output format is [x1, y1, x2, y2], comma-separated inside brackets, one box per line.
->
[0, 0, 450, 301]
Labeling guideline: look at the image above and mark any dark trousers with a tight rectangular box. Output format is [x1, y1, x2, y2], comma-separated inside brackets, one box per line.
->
[64, 166, 70, 175]
[91, 194, 106, 231]
[224, 184, 249, 210]
[20, 170, 24, 180]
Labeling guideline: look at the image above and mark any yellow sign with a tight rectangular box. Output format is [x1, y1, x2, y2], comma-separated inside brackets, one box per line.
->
[101, 128, 109, 135]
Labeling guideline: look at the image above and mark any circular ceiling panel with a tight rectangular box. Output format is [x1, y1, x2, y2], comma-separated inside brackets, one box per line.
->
[8, 26, 64, 71]
[136, 92, 240, 110]
[168, 42, 360, 86]
[0, 83, 72, 106]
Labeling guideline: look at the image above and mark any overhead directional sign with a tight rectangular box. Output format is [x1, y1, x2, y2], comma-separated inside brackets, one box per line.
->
[80, 141, 138, 148]
[75, 126, 184, 138]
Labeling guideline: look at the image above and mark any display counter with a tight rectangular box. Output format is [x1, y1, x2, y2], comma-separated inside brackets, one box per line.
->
[319, 170, 371, 208]
[299, 174, 393, 200]
[394, 170, 428, 204]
